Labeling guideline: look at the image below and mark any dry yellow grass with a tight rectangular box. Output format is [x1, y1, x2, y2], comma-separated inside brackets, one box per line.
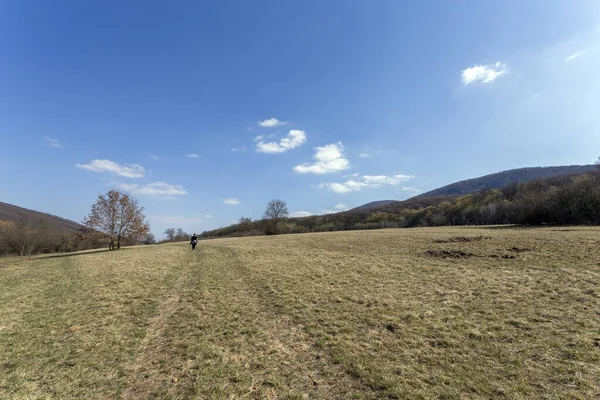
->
[1, 226, 599, 399]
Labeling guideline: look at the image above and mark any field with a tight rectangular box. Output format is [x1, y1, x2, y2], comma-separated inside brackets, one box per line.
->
[1, 227, 599, 399]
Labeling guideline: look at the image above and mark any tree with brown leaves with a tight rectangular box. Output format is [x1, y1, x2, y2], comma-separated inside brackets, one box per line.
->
[83, 190, 150, 250]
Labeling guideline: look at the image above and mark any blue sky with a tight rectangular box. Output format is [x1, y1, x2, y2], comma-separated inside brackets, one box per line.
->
[1, 1, 600, 237]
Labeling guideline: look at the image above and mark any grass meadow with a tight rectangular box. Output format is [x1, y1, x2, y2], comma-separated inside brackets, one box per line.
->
[1, 227, 599, 399]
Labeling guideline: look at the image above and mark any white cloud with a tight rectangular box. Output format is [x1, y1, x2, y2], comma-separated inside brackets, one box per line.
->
[334, 203, 348, 210]
[319, 209, 343, 215]
[344, 180, 370, 191]
[118, 182, 187, 199]
[363, 174, 414, 186]
[223, 198, 240, 205]
[565, 51, 582, 61]
[325, 183, 353, 193]
[320, 173, 415, 194]
[289, 211, 313, 218]
[45, 137, 63, 149]
[204, 214, 213, 218]
[461, 62, 508, 85]
[77, 159, 145, 178]
[186, 153, 200, 158]
[293, 142, 350, 174]
[150, 154, 160, 160]
[258, 118, 286, 127]
[230, 146, 247, 152]
[256, 130, 307, 153]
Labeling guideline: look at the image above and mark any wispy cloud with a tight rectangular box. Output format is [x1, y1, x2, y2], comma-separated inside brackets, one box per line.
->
[258, 118, 286, 127]
[118, 182, 187, 199]
[223, 198, 240, 205]
[401, 186, 421, 194]
[289, 211, 313, 218]
[256, 130, 307, 153]
[461, 62, 508, 85]
[319, 208, 345, 215]
[334, 203, 348, 210]
[149, 154, 160, 160]
[293, 142, 350, 174]
[254, 134, 276, 142]
[320, 174, 415, 194]
[565, 51, 582, 61]
[45, 137, 63, 149]
[185, 153, 200, 158]
[77, 159, 145, 178]
[204, 214, 213, 218]
[230, 146, 247, 152]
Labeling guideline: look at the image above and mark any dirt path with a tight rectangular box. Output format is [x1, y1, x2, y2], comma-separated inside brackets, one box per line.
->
[119, 245, 367, 399]
[121, 254, 192, 399]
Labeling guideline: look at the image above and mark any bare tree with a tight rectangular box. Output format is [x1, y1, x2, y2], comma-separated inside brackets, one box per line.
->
[176, 228, 188, 240]
[143, 233, 156, 245]
[595, 156, 600, 171]
[239, 217, 252, 224]
[83, 190, 150, 250]
[164, 228, 176, 241]
[263, 199, 289, 233]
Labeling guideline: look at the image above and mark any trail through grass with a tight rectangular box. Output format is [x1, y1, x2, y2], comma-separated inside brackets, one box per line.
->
[1, 227, 599, 399]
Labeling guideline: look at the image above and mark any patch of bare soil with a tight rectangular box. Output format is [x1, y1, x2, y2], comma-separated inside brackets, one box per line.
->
[425, 250, 518, 260]
[434, 236, 492, 243]
[507, 247, 531, 253]
[488, 254, 517, 259]
[424, 250, 475, 259]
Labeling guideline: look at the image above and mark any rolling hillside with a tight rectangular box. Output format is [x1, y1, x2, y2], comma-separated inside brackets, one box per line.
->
[415, 165, 595, 198]
[352, 200, 396, 211]
[0, 201, 82, 233]
[353, 165, 595, 211]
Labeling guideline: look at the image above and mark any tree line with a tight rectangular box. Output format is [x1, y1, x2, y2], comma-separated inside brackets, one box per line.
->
[1, 190, 151, 256]
[200, 169, 600, 240]
[3, 161, 598, 255]
[0, 217, 75, 256]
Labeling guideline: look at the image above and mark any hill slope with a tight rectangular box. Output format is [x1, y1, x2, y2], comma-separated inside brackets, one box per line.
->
[415, 165, 595, 198]
[352, 200, 396, 211]
[0, 201, 82, 233]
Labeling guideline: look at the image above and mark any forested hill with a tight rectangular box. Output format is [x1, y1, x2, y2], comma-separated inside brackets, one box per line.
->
[200, 169, 600, 239]
[415, 165, 596, 198]
[0, 201, 82, 233]
[352, 200, 396, 211]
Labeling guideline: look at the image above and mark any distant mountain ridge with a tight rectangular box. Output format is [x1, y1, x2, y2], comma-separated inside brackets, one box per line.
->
[0, 201, 82, 233]
[352, 200, 396, 211]
[353, 165, 596, 211]
[414, 165, 595, 198]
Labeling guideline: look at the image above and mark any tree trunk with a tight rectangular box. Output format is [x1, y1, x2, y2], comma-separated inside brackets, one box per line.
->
[117, 236, 121, 250]
[109, 239, 115, 251]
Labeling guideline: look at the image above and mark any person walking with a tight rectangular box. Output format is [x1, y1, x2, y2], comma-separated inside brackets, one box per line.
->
[190, 233, 198, 250]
